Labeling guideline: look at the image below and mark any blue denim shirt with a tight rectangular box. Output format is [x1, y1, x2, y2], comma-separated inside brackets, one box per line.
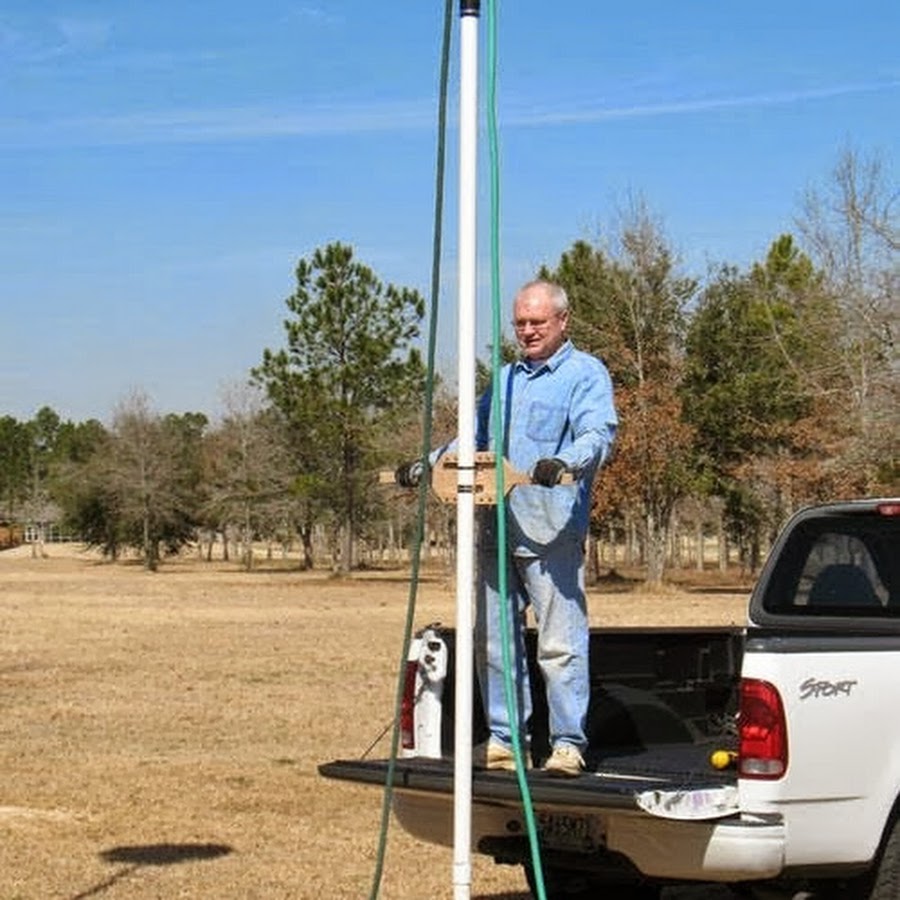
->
[475, 340, 617, 555]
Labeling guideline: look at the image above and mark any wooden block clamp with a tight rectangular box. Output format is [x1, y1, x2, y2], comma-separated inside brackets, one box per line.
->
[379, 451, 573, 506]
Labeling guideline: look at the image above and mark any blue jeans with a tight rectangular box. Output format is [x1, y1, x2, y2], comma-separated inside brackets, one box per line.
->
[475, 539, 589, 754]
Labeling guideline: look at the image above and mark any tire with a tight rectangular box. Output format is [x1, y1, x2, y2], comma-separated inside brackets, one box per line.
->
[813, 813, 900, 900]
[869, 813, 900, 900]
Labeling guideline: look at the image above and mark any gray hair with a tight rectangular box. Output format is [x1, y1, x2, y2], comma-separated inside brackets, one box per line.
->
[517, 279, 569, 313]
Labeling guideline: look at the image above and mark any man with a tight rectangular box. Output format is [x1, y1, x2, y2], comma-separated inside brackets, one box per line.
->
[398, 279, 617, 776]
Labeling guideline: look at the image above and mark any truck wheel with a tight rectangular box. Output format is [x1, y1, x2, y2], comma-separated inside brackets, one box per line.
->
[816, 813, 900, 900]
[522, 863, 661, 899]
[860, 812, 900, 900]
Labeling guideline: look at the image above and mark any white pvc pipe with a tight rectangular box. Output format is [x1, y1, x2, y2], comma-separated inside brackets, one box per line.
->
[452, 3, 479, 899]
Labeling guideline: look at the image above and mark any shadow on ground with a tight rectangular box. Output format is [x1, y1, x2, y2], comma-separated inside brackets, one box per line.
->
[69, 842, 233, 899]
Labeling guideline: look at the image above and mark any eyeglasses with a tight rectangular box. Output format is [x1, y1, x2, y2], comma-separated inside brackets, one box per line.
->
[512, 312, 565, 332]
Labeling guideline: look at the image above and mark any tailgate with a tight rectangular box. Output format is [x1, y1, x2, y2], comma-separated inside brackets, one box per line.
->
[319, 743, 737, 815]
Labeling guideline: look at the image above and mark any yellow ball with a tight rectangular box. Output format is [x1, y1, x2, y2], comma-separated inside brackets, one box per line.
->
[710, 750, 735, 769]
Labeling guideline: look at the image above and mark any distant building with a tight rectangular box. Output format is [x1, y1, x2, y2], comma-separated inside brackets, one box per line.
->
[0, 520, 24, 550]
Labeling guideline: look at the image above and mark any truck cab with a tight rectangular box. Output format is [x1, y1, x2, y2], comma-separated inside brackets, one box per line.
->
[740, 499, 900, 897]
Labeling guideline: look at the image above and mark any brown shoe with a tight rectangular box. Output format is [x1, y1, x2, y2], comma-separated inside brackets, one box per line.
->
[474, 740, 530, 771]
[542, 744, 584, 777]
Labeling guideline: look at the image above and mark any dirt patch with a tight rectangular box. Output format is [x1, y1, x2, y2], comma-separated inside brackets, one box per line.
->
[0, 546, 751, 898]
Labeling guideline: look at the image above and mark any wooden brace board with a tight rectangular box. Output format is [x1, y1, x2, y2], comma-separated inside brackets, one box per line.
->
[379, 451, 572, 506]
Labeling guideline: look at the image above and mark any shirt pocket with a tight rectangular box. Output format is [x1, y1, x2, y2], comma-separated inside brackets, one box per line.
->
[525, 402, 568, 447]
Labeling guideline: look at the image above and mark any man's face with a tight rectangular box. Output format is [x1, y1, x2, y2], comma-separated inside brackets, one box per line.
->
[513, 285, 568, 362]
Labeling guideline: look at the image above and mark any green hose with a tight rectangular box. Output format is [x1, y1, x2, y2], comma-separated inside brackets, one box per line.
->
[485, 3, 547, 898]
[367, 1, 452, 897]
[370, 3, 546, 898]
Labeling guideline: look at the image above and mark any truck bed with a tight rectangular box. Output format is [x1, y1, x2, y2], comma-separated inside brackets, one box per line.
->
[320, 626, 743, 814]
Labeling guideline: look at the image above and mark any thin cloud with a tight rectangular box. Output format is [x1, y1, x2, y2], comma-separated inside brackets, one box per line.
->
[285, 5, 344, 27]
[0, 14, 112, 63]
[51, 16, 113, 53]
[0, 80, 896, 148]
[0, 100, 434, 147]
[503, 80, 900, 126]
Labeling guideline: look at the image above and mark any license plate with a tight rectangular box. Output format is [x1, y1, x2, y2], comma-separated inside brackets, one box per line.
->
[536, 811, 605, 853]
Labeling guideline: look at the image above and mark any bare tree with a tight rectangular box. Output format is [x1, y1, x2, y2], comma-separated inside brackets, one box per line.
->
[102, 391, 202, 570]
[795, 146, 899, 489]
[204, 383, 295, 570]
[547, 198, 698, 585]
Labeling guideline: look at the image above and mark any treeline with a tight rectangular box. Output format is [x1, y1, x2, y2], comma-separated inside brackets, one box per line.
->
[1, 150, 896, 580]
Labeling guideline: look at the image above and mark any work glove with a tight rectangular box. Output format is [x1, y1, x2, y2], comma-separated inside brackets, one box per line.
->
[531, 458, 567, 487]
[395, 460, 425, 488]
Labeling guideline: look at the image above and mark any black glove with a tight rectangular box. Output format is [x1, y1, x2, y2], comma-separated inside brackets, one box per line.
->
[395, 460, 424, 488]
[531, 458, 567, 487]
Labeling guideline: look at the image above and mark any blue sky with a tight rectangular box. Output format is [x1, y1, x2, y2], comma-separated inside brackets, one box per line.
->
[1, 1, 897, 424]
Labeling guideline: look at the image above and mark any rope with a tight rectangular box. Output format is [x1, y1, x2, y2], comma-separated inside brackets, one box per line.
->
[367, 1, 453, 896]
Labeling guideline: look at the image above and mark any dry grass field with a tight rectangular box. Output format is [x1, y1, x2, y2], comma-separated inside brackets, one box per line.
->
[0, 544, 754, 899]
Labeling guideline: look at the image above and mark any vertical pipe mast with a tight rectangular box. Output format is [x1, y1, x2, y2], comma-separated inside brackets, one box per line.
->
[453, 2, 479, 898]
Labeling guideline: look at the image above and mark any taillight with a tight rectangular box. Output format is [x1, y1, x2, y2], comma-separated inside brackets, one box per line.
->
[738, 678, 788, 779]
[400, 660, 418, 750]
[876, 502, 900, 517]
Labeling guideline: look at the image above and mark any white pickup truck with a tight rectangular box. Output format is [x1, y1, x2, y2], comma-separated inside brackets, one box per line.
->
[320, 498, 900, 899]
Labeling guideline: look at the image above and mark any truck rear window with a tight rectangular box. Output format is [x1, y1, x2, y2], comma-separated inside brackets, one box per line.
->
[759, 512, 900, 618]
